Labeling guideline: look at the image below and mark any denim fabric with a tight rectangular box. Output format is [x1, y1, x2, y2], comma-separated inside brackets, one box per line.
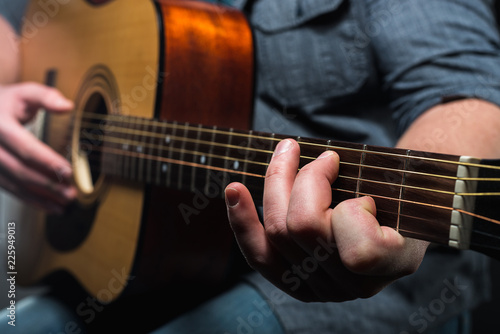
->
[0, 0, 28, 33]
[244, 250, 484, 334]
[245, 0, 500, 146]
[0, 284, 470, 334]
[151, 283, 285, 334]
[0, 295, 87, 334]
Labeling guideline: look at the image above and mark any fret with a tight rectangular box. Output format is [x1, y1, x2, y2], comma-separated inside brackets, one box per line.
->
[267, 133, 275, 164]
[137, 119, 147, 182]
[177, 122, 189, 190]
[241, 130, 253, 186]
[155, 121, 167, 185]
[130, 120, 138, 181]
[396, 150, 411, 232]
[326, 139, 333, 151]
[191, 124, 203, 193]
[122, 118, 132, 180]
[204, 125, 217, 196]
[355, 145, 367, 198]
[146, 121, 156, 184]
[222, 128, 234, 188]
[110, 117, 121, 178]
[120, 116, 129, 179]
[295, 136, 301, 155]
[166, 121, 177, 188]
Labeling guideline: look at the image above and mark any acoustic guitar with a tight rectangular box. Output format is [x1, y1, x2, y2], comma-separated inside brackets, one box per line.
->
[16, 0, 500, 304]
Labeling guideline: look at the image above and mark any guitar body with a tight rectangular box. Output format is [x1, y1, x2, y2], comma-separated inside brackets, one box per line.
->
[18, 0, 253, 303]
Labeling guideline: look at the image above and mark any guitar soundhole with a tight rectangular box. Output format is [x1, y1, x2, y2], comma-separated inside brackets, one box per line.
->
[85, 0, 113, 6]
[46, 202, 99, 252]
[79, 92, 107, 187]
[46, 93, 108, 252]
[71, 65, 118, 204]
[48, 65, 119, 252]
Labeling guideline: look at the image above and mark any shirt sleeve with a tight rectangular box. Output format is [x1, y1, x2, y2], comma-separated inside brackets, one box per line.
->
[367, 0, 500, 135]
[0, 0, 30, 34]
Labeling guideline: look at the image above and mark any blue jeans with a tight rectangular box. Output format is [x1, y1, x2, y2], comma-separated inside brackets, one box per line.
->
[0, 283, 284, 334]
[151, 283, 285, 334]
[0, 283, 470, 333]
[0, 295, 87, 334]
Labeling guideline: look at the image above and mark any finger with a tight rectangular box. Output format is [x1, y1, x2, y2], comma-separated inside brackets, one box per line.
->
[14, 82, 74, 119]
[331, 196, 422, 276]
[0, 120, 73, 184]
[286, 150, 340, 252]
[262, 139, 300, 245]
[0, 172, 66, 215]
[226, 183, 273, 267]
[225, 183, 318, 301]
[280, 150, 362, 301]
[0, 145, 76, 208]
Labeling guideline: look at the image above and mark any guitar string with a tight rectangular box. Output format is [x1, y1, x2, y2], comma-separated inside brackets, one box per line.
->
[83, 135, 500, 198]
[85, 144, 463, 197]
[82, 141, 465, 243]
[80, 118, 500, 184]
[74, 113, 500, 247]
[86, 145, 500, 227]
[81, 112, 500, 172]
[78, 119, 500, 196]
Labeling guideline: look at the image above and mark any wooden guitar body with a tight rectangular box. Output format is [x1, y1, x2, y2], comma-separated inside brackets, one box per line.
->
[18, 0, 253, 303]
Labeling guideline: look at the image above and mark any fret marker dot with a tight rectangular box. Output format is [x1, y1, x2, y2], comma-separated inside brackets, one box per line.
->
[200, 155, 207, 164]
[162, 164, 168, 173]
[233, 160, 240, 170]
[123, 143, 129, 150]
[165, 136, 171, 144]
[137, 146, 143, 153]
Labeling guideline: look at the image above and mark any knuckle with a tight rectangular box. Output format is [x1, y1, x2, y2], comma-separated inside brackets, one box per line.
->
[334, 198, 360, 217]
[264, 219, 288, 244]
[286, 211, 320, 241]
[341, 242, 383, 274]
[45, 87, 61, 100]
[19, 81, 41, 92]
[245, 254, 270, 270]
[265, 164, 287, 181]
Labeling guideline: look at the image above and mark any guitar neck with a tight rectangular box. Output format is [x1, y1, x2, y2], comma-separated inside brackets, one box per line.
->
[80, 113, 500, 258]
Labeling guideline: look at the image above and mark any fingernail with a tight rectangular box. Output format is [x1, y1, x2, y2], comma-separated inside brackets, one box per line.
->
[273, 139, 293, 158]
[56, 97, 74, 109]
[225, 187, 240, 208]
[63, 186, 77, 201]
[317, 150, 334, 159]
[56, 165, 73, 182]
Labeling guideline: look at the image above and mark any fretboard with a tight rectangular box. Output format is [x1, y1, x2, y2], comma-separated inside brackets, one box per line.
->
[79, 113, 500, 257]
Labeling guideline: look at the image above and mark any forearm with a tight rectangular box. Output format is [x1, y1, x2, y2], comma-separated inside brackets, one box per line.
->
[397, 99, 500, 159]
[0, 15, 20, 84]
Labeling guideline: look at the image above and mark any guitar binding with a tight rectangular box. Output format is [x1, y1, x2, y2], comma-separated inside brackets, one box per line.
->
[71, 65, 118, 205]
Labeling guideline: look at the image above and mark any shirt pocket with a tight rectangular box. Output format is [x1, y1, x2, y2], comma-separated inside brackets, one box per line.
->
[251, 0, 370, 107]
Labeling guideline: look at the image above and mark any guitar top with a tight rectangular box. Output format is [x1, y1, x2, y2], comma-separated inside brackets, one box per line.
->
[18, 0, 253, 303]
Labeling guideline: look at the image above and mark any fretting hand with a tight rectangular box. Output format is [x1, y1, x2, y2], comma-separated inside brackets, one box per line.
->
[225, 139, 429, 302]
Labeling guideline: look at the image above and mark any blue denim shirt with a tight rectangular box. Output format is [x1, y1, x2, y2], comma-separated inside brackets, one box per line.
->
[236, 0, 500, 148]
[1, 0, 498, 333]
